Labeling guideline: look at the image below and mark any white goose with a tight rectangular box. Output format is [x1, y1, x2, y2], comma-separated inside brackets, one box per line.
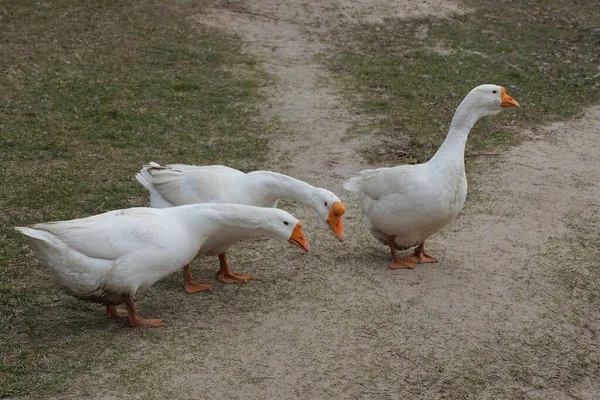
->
[136, 164, 345, 292]
[16, 204, 309, 327]
[344, 84, 519, 269]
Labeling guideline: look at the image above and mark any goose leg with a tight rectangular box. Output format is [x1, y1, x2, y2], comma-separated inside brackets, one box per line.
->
[183, 263, 213, 294]
[124, 295, 164, 328]
[217, 253, 253, 283]
[403, 242, 438, 264]
[387, 235, 417, 269]
[415, 242, 438, 263]
[106, 305, 128, 319]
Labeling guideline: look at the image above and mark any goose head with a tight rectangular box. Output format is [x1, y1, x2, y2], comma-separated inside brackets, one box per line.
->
[462, 84, 520, 118]
[267, 208, 311, 253]
[312, 188, 346, 242]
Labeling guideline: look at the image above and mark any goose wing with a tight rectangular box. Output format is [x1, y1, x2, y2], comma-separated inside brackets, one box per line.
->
[146, 164, 241, 206]
[30, 209, 166, 260]
[345, 165, 422, 201]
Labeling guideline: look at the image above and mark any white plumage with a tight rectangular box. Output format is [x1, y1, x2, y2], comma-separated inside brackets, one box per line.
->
[345, 84, 519, 269]
[16, 204, 309, 326]
[135, 162, 345, 288]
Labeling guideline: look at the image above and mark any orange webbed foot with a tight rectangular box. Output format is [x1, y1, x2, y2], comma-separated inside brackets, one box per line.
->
[123, 295, 164, 328]
[128, 318, 164, 328]
[106, 305, 128, 319]
[401, 253, 420, 265]
[401, 253, 438, 264]
[389, 258, 417, 270]
[184, 280, 213, 294]
[216, 253, 253, 283]
[217, 271, 253, 284]
[419, 253, 438, 263]
[409, 242, 438, 264]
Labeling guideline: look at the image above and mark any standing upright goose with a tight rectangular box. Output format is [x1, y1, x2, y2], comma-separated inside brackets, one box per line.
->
[136, 164, 345, 292]
[16, 204, 309, 327]
[344, 84, 520, 269]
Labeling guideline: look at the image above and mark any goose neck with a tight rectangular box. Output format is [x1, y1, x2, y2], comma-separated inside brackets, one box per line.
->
[247, 171, 316, 208]
[171, 204, 269, 241]
[430, 101, 481, 165]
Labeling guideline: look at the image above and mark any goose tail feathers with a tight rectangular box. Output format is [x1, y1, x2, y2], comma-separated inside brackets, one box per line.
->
[15, 226, 52, 243]
[135, 161, 164, 191]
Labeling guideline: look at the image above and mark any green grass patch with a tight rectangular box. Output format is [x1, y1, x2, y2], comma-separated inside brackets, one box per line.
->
[0, 1, 280, 396]
[324, 0, 600, 164]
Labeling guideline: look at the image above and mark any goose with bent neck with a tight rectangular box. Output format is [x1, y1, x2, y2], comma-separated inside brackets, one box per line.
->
[244, 171, 325, 209]
[344, 84, 519, 270]
[136, 163, 346, 291]
[15, 204, 310, 327]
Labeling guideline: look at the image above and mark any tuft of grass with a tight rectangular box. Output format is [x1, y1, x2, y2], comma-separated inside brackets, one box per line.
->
[323, 0, 600, 165]
[539, 209, 600, 309]
[0, 1, 282, 397]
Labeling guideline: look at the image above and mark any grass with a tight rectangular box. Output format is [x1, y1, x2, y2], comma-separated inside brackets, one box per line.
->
[3, 0, 600, 398]
[540, 209, 600, 313]
[323, 0, 600, 165]
[321, 1, 600, 396]
[0, 1, 282, 396]
[513, 209, 600, 397]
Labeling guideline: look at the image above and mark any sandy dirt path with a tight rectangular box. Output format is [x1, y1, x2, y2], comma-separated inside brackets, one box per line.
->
[198, 0, 466, 187]
[63, 1, 599, 398]
[187, 1, 599, 398]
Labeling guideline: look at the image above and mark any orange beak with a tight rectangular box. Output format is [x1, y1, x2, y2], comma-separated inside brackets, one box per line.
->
[326, 202, 346, 242]
[500, 87, 520, 108]
[288, 222, 310, 253]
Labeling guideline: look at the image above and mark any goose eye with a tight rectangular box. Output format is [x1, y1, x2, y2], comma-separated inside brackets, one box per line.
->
[324, 202, 328, 207]
[492, 90, 497, 94]
[283, 221, 289, 226]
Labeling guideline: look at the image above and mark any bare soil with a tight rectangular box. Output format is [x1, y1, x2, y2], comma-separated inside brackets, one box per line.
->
[58, 1, 599, 398]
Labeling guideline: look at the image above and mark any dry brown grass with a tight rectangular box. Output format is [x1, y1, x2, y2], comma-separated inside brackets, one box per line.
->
[2, 0, 600, 398]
